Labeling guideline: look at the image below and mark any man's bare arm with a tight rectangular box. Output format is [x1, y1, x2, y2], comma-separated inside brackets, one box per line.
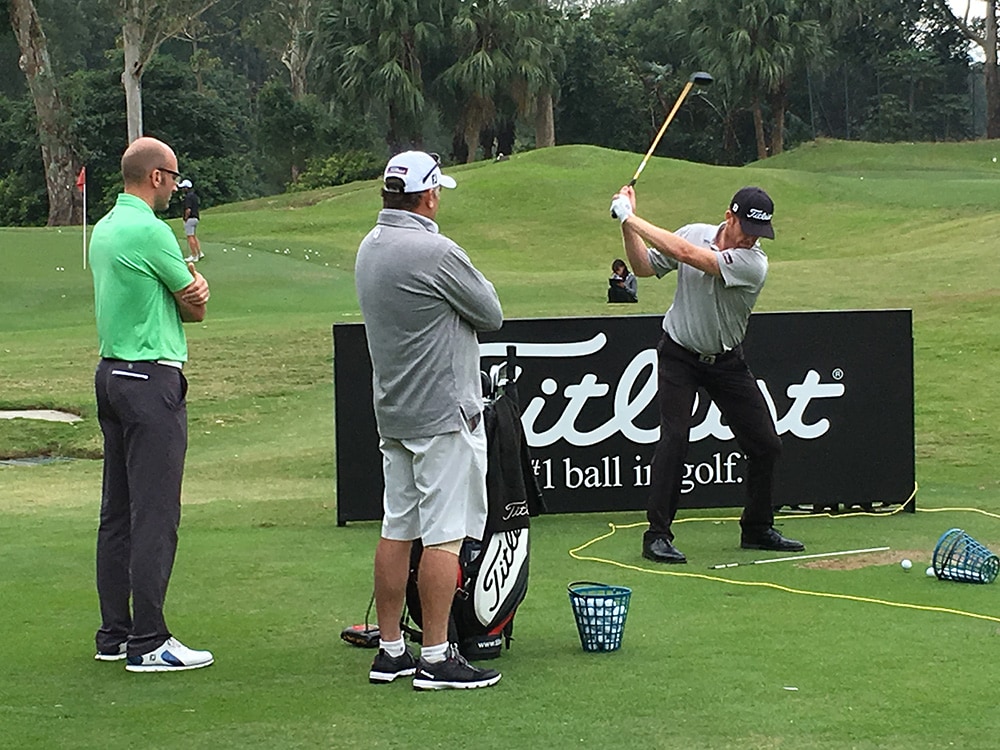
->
[624, 215, 721, 277]
[173, 263, 209, 322]
[615, 184, 720, 277]
[622, 223, 656, 277]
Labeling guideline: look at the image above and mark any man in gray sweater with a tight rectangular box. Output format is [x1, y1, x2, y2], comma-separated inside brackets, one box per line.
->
[355, 151, 504, 690]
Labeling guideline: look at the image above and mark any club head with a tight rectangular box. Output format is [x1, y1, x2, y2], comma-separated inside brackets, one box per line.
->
[689, 71, 714, 86]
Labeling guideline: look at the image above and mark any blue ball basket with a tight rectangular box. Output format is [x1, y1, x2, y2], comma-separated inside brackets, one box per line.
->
[931, 528, 1000, 584]
[568, 581, 632, 652]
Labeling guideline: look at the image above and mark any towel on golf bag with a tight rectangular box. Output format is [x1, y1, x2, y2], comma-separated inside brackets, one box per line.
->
[403, 392, 543, 660]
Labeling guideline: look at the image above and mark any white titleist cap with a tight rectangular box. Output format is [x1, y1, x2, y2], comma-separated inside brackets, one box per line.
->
[383, 151, 457, 194]
[177, 179, 193, 189]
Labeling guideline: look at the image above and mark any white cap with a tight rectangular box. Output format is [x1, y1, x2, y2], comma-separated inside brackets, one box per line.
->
[383, 151, 456, 193]
[177, 179, 193, 189]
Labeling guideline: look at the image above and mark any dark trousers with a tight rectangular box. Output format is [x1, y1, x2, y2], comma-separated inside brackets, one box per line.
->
[645, 334, 782, 544]
[94, 359, 187, 656]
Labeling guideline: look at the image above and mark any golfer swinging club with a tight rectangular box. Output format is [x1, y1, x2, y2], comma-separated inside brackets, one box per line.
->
[609, 184, 805, 564]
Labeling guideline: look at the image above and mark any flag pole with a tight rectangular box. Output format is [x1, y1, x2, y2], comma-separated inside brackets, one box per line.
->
[82, 180, 87, 270]
[77, 165, 87, 269]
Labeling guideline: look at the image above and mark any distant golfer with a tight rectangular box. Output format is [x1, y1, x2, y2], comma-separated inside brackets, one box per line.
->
[88, 136, 213, 671]
[355, 151, 504, 690]
[178, 179, 202, 262]
[609, 184, 804, 564]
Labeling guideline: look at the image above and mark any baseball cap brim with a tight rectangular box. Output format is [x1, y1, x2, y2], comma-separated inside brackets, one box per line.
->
[438, 174, 457, 189]
[738, 216, 774, 240]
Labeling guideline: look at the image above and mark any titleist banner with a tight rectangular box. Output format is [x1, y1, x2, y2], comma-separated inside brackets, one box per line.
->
[333, 310, 914, 525]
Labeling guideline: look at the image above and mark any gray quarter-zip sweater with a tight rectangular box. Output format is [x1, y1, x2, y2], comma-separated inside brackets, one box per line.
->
[355, 208, 503, 439]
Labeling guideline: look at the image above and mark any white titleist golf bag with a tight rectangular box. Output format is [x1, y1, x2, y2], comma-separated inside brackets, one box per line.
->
[404, 347, 544, 659]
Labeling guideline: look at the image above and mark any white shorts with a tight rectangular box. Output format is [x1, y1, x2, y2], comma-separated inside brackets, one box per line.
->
[379, 415, 488, 546]
[184, 218, 199, 236]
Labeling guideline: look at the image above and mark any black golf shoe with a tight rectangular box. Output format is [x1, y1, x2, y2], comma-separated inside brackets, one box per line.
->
[369, 647, 418, 684]
[642, 537, 687, 564]
[740, 527, 805, 552]
[412, 644, 501, 690]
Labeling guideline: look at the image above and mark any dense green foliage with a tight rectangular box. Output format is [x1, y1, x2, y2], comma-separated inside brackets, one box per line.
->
[1, 0, 984, 226]
[288, 150, 384, 192]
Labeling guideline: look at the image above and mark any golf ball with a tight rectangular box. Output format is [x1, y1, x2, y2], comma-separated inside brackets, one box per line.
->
[926, 566, 935, 577]
[901, 558, 912, 570]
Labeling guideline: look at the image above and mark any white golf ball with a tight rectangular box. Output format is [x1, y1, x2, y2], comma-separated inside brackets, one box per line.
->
[901, 558, 912, 570]
[926, 566, 936, 577]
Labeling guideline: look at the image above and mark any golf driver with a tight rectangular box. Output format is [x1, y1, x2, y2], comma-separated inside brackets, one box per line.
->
[612, 71, 713, 218]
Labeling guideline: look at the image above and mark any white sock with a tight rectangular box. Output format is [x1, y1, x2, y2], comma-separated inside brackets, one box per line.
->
[421, 642, 449, 664]
[380, 637, 405, 658]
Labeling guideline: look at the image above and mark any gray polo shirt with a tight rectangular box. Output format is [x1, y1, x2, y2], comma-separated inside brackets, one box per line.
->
[647, 222, 768, 355]
[355, 209, 503, 439]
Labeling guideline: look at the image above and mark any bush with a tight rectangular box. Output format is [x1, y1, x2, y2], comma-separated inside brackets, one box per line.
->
[0, 171, 46, 226]
[289, 150, 384, 191]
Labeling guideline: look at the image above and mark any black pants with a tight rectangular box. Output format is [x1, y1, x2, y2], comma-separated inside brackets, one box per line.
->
[645, 334, 781, 544]
[94, 359, 187, 657]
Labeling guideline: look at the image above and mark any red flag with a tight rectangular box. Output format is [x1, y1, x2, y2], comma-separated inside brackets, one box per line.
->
[75, 166, 86, 192]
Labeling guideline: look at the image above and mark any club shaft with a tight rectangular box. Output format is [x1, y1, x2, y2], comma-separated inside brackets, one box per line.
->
[709, 546, 890, 570]
[630, 81, 695, 183]
[753, 546, 890, 565]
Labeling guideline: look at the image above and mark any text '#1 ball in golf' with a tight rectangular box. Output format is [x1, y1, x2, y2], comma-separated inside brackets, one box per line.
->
[900, 558, 912, 570]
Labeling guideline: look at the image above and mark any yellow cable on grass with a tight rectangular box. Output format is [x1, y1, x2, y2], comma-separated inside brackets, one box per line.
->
[568, 483, 1000, 625]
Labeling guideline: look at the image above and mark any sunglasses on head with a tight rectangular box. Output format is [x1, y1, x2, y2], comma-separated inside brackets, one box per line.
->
[421, 153, 442, 185]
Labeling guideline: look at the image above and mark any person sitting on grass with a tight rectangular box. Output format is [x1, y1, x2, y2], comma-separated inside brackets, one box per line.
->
[608, 258, 638, 303]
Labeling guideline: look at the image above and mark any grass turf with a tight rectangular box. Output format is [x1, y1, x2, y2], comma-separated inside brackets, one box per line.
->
[2, 141, 1000, 748]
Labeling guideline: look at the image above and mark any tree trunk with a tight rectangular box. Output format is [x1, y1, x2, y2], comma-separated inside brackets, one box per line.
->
[768, 85, 787, 156]
[463, 118, 479, 164]
[451, 132, 468, 164]
[122, 1, 144, 143]
[939, 0, 1000, 138]
[986, 1, 1000, 138]
[496, 119, 516, 156]
[534, 89, 555, 148]
[752, 97, 768, 160]
[10, 0, 82, 226]
[479, 126, 495, 160]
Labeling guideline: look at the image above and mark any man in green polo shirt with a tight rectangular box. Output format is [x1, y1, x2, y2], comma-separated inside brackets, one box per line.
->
[89, 136, 214, 673]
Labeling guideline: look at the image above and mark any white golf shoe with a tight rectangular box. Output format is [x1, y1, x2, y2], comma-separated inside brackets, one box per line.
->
[125, 637, 214, 673]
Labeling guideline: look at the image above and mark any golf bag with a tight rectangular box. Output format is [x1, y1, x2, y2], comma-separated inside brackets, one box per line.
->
[403, 347, 544, 659]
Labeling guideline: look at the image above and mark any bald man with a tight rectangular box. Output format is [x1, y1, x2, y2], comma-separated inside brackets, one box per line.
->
[89, 137, 214, 673]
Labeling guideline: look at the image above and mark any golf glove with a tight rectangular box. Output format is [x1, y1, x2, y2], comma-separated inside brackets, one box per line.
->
[610, 195, 633, 223]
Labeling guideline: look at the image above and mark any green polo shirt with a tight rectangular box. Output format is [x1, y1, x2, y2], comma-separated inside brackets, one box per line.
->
[89, 193, 194, 362]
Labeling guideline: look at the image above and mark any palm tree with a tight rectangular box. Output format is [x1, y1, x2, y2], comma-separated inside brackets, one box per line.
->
[686, 0, 828, 159]
[440, 0, 516, 162]
[514, 0, 563, 149]
[440, 0, 561, 162]
[317, 0, 443, 151]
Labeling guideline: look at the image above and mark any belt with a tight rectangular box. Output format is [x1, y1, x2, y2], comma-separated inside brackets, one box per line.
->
[101, 357, 183, 370]
[665, 334, 738, 365]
